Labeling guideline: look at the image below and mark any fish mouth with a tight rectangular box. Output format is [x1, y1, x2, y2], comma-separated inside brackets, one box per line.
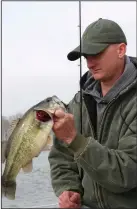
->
[35, 110, 52, 122]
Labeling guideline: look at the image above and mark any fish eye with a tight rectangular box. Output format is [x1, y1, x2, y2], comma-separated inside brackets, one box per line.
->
[36, 110, 51, 122]
[46, 98, 51, 102]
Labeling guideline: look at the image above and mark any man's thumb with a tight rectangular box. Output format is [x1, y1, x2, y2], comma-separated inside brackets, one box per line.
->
[54, 109, 65, 118]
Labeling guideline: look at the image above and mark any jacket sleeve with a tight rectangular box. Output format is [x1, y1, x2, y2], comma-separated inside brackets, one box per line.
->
[67, 117, 137, 194]
[48, 137, 84, 197]
[48, 93, 84, 197]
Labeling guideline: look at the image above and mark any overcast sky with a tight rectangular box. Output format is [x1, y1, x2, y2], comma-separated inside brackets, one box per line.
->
[2, 1, 136, 117]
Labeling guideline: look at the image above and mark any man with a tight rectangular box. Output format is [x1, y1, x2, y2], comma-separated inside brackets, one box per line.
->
[48, 18, 137, 208]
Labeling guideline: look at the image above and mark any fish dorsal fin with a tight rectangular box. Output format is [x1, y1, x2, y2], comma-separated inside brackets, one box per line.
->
[22, 160, 33, 173]
[6, 118, 21, 139]
[2, 141, 8, 163]
[3, 118, 21, 161]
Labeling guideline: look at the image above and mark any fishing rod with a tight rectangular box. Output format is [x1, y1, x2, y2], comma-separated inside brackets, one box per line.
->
[78, 0, 83, 134]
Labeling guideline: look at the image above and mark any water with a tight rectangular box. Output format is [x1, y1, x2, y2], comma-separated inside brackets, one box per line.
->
[2, 151, 58, 208]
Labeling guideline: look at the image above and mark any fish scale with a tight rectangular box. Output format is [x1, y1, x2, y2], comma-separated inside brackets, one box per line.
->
[3, 119, 37, 178]
[5, 122, 41, 180]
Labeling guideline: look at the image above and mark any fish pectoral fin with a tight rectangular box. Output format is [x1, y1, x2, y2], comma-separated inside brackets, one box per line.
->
[35, 135, 53, 157]
[42, 135, 52, 151]
[22, 160, 33, 173]
[47, 134, 52, 145]
[2, 141, 8, 163]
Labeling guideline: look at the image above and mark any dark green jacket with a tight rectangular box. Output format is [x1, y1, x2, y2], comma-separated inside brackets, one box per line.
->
[48, 56, 137, 209]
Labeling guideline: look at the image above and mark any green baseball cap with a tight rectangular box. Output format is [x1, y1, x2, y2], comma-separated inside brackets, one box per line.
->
[67, 18, 127, 61]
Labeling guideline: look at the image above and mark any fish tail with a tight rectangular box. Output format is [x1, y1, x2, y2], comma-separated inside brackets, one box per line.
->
[2, 176, 16, 200]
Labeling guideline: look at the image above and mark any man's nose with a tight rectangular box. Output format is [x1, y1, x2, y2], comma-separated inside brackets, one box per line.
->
[86, 57, 95, 69]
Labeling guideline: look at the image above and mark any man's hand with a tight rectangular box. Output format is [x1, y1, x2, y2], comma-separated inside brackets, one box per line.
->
[53, 109, 77, 144]
[59, 191, 81, 208]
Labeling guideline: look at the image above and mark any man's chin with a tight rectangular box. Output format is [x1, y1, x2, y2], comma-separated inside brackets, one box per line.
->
[93, 75, 104, 81]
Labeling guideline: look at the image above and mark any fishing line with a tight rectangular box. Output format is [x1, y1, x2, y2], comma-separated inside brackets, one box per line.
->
[79, 0, 83, 134]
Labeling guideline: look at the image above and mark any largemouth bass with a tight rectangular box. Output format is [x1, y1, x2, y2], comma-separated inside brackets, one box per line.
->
[2, 95, 66, 200]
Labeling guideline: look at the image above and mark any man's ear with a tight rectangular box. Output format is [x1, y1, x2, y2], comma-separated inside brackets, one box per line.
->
[117, 43, 127, 58]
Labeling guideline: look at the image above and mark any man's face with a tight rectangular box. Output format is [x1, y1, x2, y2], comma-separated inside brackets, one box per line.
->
[85, 43, 126, 82]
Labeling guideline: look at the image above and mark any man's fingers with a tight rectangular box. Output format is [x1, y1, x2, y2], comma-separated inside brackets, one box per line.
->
[59, 199, 80, 208]
[59, 202, 80, 208]
[59, 191, 70, 201]
[70, 193, 80, 203]
[54, 109, 65, 118]
[53, 118, 64, 131]
[59, 191, 81, 208]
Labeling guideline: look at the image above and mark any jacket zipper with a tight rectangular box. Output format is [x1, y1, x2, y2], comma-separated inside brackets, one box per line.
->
[84, 101, 103, 209]
[97, 98, 116, 142]
[84, 98, 117, 209]
[96, 98, 117, 209]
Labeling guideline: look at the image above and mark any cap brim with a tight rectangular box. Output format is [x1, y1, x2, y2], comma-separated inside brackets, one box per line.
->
[67, 43, 110, 61]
